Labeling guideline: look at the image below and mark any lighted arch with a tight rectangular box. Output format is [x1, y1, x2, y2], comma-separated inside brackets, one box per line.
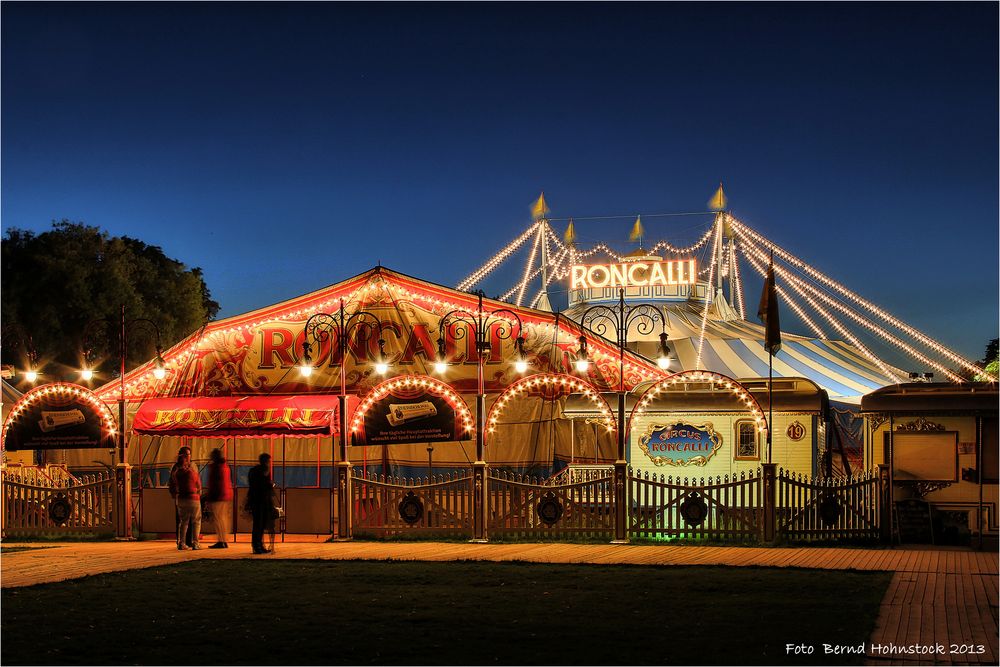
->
[349, 375, 474, 436]
[484, 373, 616, 445]
[1, 382, 118, 451]
[627, 370, 769, 438]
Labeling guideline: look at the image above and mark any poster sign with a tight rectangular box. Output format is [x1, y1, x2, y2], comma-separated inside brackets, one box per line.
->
[638, 421, 722, 467]
[352, 388, 470, 446]
[3, 386, 112, 451]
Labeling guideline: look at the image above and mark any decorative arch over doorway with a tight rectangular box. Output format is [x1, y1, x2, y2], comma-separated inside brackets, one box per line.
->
[626, 370, 769, 438]
[349, 375, 475, 438]
[484, 373, 616, 446]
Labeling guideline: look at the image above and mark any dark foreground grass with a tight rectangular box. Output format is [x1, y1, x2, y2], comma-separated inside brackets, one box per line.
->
[1, 560, 890, 666]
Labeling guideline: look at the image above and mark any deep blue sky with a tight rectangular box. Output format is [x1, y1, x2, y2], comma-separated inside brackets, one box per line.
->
[2, 3, 997, 362]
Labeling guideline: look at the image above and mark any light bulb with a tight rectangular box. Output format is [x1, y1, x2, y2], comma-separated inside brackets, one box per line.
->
[514, 359, 528, 373]
[80, 369, 94, 382]
[657, 356, 671, 370]
[24, 370, 38, 383]
[375, 361, 389, 375]
[299, 365, 314, 378]
[153, 367, 166, 380]
[434, 360, 448, 374]
[574, 358, 590, 373]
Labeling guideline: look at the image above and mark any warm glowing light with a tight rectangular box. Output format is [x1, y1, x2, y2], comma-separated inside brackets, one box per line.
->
[299, 364, 314, 378]
[80, 369, 94, 382]
[574, 358, 590, 373]
[433, 360, 448, 374]
[375, 361, 389, 375]
[24, 370, 38, 383]
[514, 359, 529, 373]
[153, 367, 166, 380]
[657, 356, 671, 370]
[569, 259, 697, 290]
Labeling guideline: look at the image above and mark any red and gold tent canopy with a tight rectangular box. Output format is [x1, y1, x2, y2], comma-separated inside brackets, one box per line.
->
[95, 266, 667, 405]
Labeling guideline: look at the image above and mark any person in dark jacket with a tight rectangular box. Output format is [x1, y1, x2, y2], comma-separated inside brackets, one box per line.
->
[246, 452, 276, 554]
[205, 448, 233, 549]
[168, 446, 195, 548]
[171, 449, 202, 550]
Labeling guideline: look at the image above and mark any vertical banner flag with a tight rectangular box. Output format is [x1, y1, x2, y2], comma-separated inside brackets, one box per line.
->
[757, 251, 781, 355]
[629, 215, 645, 243]
[757, 252, 781, 356]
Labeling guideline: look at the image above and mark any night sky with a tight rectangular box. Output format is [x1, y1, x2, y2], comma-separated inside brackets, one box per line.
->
[2, 3, 997, 362]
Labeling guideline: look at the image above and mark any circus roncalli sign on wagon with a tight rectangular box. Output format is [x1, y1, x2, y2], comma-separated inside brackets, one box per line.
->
[638, 421, 723, 467]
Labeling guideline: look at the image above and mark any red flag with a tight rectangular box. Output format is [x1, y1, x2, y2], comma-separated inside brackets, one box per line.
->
[757, 253, 782, 355]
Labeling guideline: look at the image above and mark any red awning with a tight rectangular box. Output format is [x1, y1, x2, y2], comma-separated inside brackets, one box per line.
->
[132, 396, 339, 438]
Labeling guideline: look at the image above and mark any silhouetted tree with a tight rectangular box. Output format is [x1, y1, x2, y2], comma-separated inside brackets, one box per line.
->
[2, 221, 219, 379]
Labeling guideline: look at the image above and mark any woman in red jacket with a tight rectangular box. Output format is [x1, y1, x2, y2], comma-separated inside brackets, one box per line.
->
[171, 449, 202, 550]
[205, 448, 233, 549]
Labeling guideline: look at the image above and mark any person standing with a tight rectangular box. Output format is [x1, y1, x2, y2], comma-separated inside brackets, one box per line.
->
[205, 448, 233, 549]
[246, 452, 276, 554]
[172, 449, 203, 550]
[168, 446, 195, 548]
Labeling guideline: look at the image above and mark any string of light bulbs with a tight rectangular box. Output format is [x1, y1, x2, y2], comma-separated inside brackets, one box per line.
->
[741, 240, 963, 383]
[456, 223, 539, 291]
[740, 241, 904, 382]
[729, 216, 991, 380]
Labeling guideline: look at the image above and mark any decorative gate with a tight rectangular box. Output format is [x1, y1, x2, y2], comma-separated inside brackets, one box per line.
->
[627, 467, 763, 541]
[351, 470, 473, 537]
[2, 466, 116, 536]
[776, 468, 881, 541]
[487, 469, 615, 539]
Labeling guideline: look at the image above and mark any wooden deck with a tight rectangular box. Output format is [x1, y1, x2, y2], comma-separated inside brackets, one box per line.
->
[2, 540, 997, 664]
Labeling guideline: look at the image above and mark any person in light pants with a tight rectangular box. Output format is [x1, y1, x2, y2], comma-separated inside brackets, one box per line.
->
[206, 448, 233, 548]
[171, 449, 202, 550]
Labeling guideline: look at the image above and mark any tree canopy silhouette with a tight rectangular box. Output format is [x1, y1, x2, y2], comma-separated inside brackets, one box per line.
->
[2, 221, 219, 380]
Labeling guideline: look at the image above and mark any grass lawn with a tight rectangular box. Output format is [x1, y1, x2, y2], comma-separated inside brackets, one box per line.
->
[1, 560, 890, 665]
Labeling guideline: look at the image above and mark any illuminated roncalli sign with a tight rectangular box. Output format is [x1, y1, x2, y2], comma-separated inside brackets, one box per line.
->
[570, 259, 697, 290]
[638, 421, 722, 467]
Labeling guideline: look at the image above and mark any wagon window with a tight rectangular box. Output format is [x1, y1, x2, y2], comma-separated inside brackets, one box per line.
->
[735, 421, 759, 461]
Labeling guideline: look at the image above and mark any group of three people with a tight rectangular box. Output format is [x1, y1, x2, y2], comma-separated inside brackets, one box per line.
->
[169, 449, 278, 554]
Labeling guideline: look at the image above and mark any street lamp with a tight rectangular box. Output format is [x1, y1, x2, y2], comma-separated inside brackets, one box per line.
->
[576, 287, 670, 542]
[436, 291, 526, 461]
[81, 305, 166, 464]
[436, 290, 526, 541]
[300, 298, 389, 539]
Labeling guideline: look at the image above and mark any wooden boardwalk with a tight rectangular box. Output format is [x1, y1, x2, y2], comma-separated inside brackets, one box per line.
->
[2, 540, 997, 664]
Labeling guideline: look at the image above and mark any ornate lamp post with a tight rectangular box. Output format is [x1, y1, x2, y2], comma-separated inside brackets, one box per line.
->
[80, 305, 165, 539]
[575, 287, 671, 542]
[81, 305, 166, 465]
[300, 298, 389, 540]
[435, 290, 526, 541]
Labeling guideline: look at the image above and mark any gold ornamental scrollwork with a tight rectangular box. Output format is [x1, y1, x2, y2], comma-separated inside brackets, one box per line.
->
[638, 421, 723, 467]
[895, 417, 945, 432]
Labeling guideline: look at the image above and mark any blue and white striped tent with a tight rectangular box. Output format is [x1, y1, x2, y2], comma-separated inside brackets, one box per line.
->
[626, 302, 900, 403]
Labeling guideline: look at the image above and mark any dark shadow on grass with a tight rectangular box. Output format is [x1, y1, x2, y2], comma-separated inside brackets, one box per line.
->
[1, 560, 891, 666]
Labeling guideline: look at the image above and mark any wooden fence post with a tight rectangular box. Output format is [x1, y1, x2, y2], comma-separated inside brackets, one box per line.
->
[335, 461, 352, 540]
[762, 463, 777, 542]
[1, 464, 6, 538]
[472, 462, 488, 542]
[878, 463, 892, 543]
[612, 461, 628, 543]
[114, 463, 132, 539]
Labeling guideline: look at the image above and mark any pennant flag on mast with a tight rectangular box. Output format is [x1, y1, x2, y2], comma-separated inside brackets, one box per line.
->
[628, 215, 645, 243]
[708, 183, 727, 211]
[757, 251, 782, 355]
[564, 219, 576, 245]
[531, 192, 550, 220]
